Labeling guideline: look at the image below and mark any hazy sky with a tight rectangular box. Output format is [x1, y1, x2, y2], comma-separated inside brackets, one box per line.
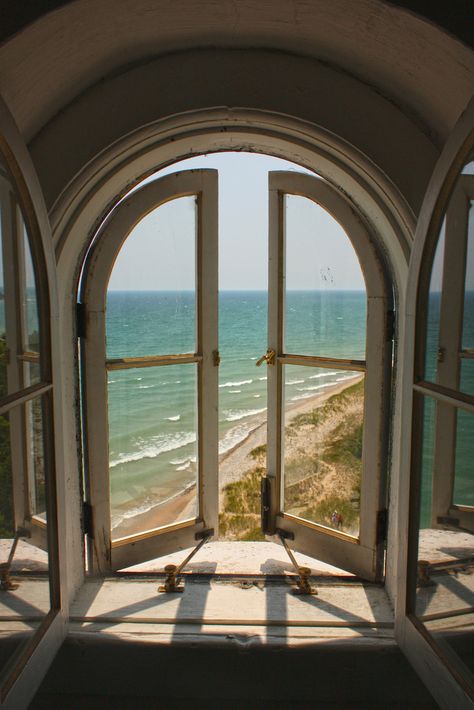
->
[106, 152, 472, 292]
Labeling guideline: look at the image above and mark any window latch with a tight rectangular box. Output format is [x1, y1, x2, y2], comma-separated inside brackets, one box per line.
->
[256, 349, 276, 366]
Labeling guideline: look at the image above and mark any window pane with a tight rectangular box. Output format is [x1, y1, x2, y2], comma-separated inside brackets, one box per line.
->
[453, 410, 474, 507]
[106, 196, 196, 359]
[282, 364, 364, 537]
[0, 203, 6, 400]
[284, 194, 366, 359]
[424, 220, 445, 382]
[109, 363, 198, 540]
[462, 202, 474, 350]
[21, 214, 40, 355]
[26, 396, 47, 519]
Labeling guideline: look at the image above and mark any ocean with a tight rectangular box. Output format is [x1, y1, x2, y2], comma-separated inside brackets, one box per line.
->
[105, 290, 367, 530]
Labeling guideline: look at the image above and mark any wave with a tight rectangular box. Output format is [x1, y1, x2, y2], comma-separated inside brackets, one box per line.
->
[222, 407, 267, 422]
[110, 480, 197, 530]
[169, 455, 196, 465]
[166, 415, 181, 421]
[139, 384, 155, 389]
[259, 376, 267, 381]
[110, 431, 196, 468]
[219, 379, 253, 388]
[108, 379, 118, 384]
[309, 371, 338, 379]
[297, 382, 334, 392]
[228, 389, 241, 394]
[286, 378, 305, 385]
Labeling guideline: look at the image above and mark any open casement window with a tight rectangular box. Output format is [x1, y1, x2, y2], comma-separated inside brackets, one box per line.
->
[0, 98, 64, 709]
[396, 99, 474, 709]
[264, 172, 392, 582]
[81, 170, 218, 573]
[428, 175, 474, 533]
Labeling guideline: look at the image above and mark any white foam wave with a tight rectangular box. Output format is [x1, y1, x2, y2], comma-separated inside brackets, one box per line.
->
[166, 415, 181, 421]
[259, 376, 267, 381]
[219, 379, 253, 388]
[110, 431, 196, 468]
[222, 407, 267, 422]
[139, 384, 155, 389]
[228, 389, 241, 394]
[108, 379, 118, 384]
[286, 379, 305, 385]
[309, 371, 338, 379]
[254, 394, 261, 398]
[297, 383, 334, 392]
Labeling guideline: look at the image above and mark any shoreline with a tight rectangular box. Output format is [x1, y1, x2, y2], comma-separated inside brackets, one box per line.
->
[112, 374, 363, 541]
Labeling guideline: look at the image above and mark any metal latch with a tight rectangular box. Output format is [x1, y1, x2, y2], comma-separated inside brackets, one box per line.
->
[277, 529, 317, 595]
[158, 529, 214, 593]
[256, 349, 276, 367]
[212, 350, 221, 367]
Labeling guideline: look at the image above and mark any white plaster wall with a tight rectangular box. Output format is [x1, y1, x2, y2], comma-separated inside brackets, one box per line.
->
[0, 0, 472, 146]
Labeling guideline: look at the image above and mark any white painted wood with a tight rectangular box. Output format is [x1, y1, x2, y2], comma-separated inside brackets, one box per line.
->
[396, 97, 474, 706]
[0, 97, 67, 709]
[82, 169, 218, 573]
[432, 175, 474, 528]
[267, 171, 391, 582]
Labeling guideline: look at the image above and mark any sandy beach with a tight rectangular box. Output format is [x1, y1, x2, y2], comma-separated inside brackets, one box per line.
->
[112, 374, 363, 541]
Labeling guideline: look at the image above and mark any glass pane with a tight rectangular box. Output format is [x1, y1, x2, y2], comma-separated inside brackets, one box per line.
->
[109, 363, 198, 540]
[460, 359, 474, 396]
[26, 396, 46, 519]
[21, 214, 40, 355]
[453, 410, 474, 507]
[284, 194, 366, 359]
[0, 401, 49, 677]
[282, 365, 364, 537]
[424, 221, 445, 382]
[462, 202, 474, 349]
[0, 204, 6, 400]
[106, 196, 196, 359]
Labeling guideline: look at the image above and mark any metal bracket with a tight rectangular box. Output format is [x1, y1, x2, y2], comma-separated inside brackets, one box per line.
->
[277, 530, 317, 595]
[0, 527, 29, 592]
[158, 529, 214, 593]
[212, 350, 221, 367]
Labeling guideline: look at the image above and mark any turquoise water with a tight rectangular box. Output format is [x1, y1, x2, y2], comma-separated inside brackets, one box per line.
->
[105, 290, 367, 528]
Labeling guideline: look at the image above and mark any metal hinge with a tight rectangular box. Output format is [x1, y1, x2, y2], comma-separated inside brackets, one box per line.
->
[76, 302, 86, 339]
[261, 477, 271, 534]
[212, 350, 221, 366]
[83, 501, 93, 537]
[386, 310, 395, 342]
[376, 508, 388, 545]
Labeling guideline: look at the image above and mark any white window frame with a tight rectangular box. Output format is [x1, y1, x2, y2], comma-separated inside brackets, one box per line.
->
[81, 169, 219, 573]
[0, 97, 66, 710]
[395, 97, 474, 710]
[266, 171, 393, 582]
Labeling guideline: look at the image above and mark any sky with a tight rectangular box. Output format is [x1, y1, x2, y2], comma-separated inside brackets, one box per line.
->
[106, 151, 473, 292]
[107, 152, 366, 292]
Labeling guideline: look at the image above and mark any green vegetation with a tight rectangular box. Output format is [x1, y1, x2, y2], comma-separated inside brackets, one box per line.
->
[219, 378, 364, 540]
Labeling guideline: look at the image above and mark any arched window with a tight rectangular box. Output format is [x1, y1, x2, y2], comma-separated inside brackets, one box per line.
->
[80, 156, 393, 581]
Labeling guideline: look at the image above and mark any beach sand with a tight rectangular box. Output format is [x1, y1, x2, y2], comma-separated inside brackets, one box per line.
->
[112, 374, 363, 541]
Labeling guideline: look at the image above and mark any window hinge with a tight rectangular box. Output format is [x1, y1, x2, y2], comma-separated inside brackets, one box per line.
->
[76, 302, 86, 339]
[376, 508, 388, 545]
[386, 310, 395, 342]
[261, 476, 271, 534]
[82, 501, 93, 537]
